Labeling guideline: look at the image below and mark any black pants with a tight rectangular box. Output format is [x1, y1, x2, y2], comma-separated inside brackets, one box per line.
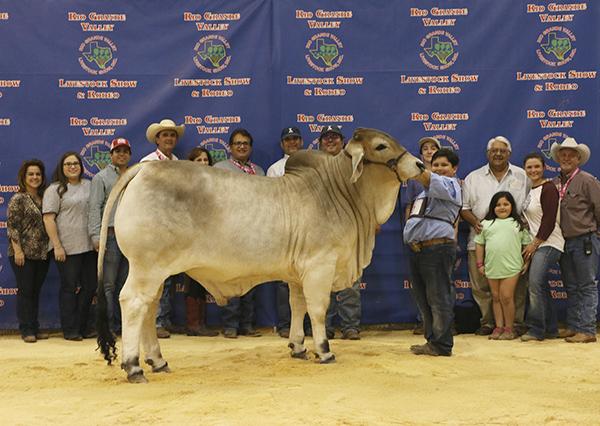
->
[9, 256, 50, 337]
[55, 251, 97, 337]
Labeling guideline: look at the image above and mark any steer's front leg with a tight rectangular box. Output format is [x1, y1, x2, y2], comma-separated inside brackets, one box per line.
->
[302, 265, 336, 363]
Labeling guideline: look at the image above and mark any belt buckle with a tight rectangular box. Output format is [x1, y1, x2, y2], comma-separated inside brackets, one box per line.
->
[410, 242, 421, 252]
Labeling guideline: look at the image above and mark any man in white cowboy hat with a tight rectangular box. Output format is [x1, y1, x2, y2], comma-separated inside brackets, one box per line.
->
[140, 118, 185, 338]
[551, 137, 600, 343]
[461, 136, 529, 336]
[140, 118, 185, 162]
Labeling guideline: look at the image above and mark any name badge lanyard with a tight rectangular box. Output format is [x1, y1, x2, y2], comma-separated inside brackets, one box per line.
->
[558, 168, 579, 200]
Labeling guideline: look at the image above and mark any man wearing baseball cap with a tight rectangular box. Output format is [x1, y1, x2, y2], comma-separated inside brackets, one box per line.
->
[88, 137, 132, 335]
[266, 126, 309, 338]
[317, 125, 362, 340]
[266, 127, 303, 177]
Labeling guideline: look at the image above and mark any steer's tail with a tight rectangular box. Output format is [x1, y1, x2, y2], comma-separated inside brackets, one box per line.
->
[97, 163, 144, 365]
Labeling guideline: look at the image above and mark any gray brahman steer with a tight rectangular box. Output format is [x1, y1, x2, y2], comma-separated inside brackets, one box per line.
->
[96, 128, 423, 383]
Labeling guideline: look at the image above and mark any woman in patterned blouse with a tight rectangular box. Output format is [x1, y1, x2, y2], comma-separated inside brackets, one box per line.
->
[7, 159, 50, 343]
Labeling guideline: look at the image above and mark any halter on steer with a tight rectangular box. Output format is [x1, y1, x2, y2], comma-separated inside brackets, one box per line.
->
[344, 149, 424, 183]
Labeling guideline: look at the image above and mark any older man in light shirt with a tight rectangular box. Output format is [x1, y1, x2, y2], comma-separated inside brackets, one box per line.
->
[460, 136, 529, 336]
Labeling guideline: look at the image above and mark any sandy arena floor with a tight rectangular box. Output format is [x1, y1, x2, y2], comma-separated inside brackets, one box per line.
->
[1, 329, 599, 425]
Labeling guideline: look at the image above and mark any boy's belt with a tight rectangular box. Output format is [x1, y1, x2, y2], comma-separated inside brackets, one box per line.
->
[409, 237, 454, 252]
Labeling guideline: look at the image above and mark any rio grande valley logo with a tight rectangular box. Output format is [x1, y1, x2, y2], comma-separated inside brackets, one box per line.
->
[194, 35, 231, 73]
[78, 36, 117, 75]
[420, 31, 459, 70]
[199, 137, 229, 163]
[80, 139, 111, 178]
[305, 33, 344, 72]
[537, 131, 569, 172]
[432, 134, 460, 151]
[536, 27, 576, 67]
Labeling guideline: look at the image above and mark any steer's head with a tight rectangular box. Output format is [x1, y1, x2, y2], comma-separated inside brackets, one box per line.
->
[345, 128, 424, 183]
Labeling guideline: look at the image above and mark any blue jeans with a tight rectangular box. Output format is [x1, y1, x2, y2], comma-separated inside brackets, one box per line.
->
[276, 281, 311, 332]
[560, 233, 600, 335]
[55, 251, 97, 337]
[103, 233, 129, 333]
[525, 245, 561, 338]
[326, 280, 361, 334]
[9, 257, 49, 337]
[409, 243, 455, 355]
[221, 288, 257, 331]
[156, 275, 175, 328]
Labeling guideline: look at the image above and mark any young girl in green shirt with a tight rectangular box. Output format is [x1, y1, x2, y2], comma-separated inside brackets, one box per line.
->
[475, 191, 531, 340]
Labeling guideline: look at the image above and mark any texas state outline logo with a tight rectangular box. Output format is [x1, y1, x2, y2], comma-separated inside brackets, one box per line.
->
[78, 35, 118, 75]
[537, 131, 569, 172]
[431, 134, 460, 151]
[199, 137, 230, 162]
[305, 33, 344, 72]
[194, 35, 232, 73]
[536, 26, 576, 67]
[420, 31, 459, 70]
[80, 139, 111, 178]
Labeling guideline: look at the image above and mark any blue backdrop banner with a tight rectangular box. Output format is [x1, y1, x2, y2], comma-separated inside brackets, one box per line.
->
[1, 0, 599, 329]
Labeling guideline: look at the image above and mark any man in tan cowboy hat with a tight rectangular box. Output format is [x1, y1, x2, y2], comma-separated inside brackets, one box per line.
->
[551, 137, 600, 343]
[140, 118, 185, 338]
[141, 118, 185, 162]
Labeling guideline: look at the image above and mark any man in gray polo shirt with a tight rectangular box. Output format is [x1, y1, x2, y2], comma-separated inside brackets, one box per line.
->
[88, 137, 132, 334]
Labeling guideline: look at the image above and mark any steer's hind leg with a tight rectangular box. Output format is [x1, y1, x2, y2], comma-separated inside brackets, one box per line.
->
[142, 282, 170, 374]
[288, 283, 308, 360]
[302, 266, 336, 363]
[119, 271, 162, 383]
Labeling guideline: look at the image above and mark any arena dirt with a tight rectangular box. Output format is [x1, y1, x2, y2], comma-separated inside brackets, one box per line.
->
[1, 330, 599, 425]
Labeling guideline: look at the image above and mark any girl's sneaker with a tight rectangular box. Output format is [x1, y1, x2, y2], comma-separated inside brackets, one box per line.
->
[498, 328, 516, 340]
[489, 327, 504, 340]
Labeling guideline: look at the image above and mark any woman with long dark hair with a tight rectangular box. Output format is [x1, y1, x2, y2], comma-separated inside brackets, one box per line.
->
[520, 153, 564, 341]
[7, 159, 50, 343]
[42, 152, 96, 341]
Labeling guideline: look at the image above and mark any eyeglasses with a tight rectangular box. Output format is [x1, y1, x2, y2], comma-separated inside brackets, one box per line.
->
[322, 134, 342, 141]
[231, 141, 251, 147]
[488, 149, 509, 155]
[63, 162, 80, 167]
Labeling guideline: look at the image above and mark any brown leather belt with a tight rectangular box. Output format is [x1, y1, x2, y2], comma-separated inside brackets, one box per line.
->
[409, 237, 454, 253]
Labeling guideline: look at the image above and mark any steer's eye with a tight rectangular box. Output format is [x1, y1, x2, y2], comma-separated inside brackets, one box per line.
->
[375, 144, 387, 151]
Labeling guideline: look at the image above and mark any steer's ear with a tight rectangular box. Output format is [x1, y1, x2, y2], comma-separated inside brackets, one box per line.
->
[346, 140, 364, 183]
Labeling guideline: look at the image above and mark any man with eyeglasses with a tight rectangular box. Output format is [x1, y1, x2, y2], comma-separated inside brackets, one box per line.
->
[461, 136, 529, 336]
[318, 125, 362, 340]
[140, 118, 185, 338]
[88, 138, 132, 335]
[266, 127, 312, 338]
[215, 128, 265, 338]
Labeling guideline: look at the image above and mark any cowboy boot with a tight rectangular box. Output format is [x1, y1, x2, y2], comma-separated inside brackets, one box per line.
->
[196, 296, 218, 337]
[185, 296, 201, 336]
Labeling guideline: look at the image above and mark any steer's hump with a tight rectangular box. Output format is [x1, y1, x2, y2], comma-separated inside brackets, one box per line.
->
[285, 149, 328, 174]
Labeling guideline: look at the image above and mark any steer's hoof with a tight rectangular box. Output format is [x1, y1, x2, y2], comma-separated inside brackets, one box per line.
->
[290, 348, 309, 360]
[152, 362, 171, 373]
[127, 371, 148, 384]
[316, 353, 336, 364]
